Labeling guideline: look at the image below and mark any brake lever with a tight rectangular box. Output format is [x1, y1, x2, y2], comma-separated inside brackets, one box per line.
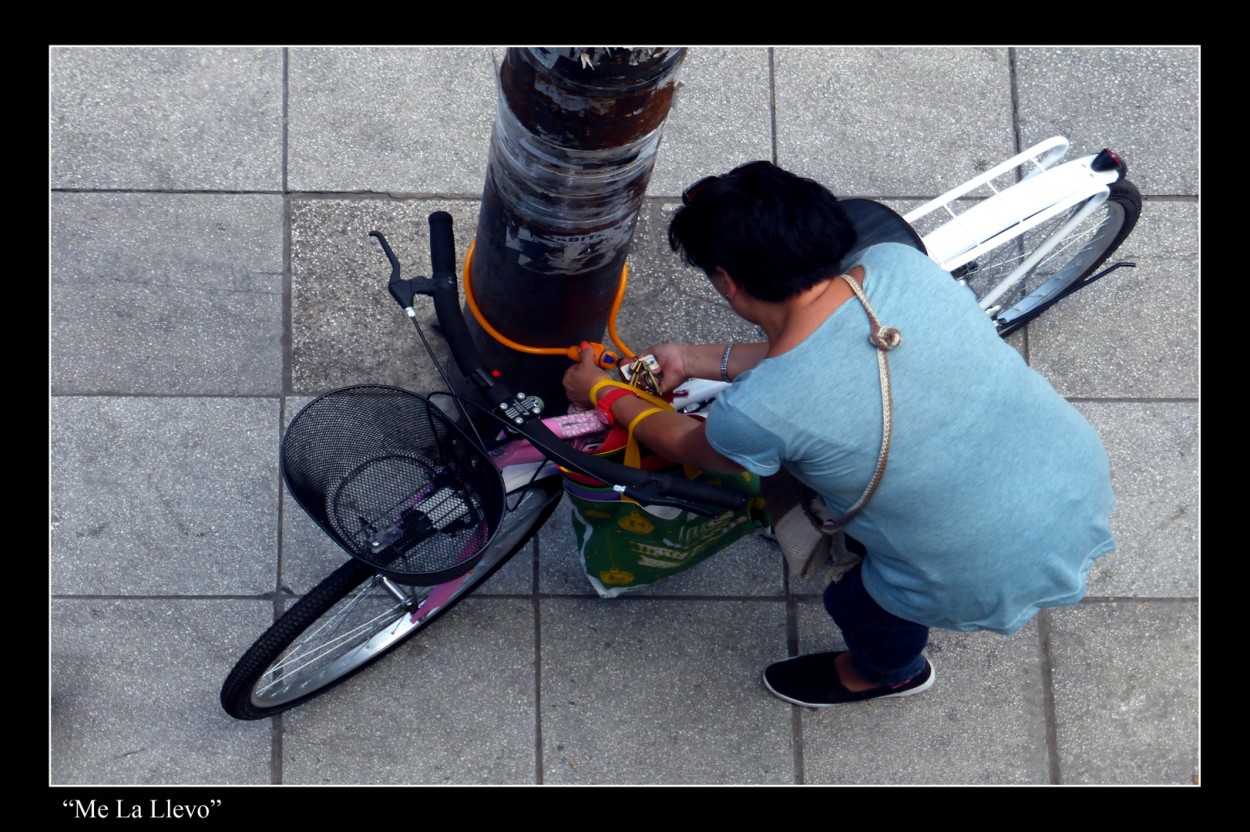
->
[371, 231, 443, 313]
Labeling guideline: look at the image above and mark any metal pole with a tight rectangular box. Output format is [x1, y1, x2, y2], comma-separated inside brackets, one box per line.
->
[469, 47, 687, 410]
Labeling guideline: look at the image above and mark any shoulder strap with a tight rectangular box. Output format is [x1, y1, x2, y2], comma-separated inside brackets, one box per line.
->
[827, 272, 901, 531]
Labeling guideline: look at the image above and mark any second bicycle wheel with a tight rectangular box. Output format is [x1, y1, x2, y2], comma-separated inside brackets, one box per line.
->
[955, 178, 1141, 337]
[220, 478, 563, 720]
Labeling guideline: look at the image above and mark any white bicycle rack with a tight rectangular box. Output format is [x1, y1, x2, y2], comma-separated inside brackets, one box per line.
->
[906, 136, 1124, 313]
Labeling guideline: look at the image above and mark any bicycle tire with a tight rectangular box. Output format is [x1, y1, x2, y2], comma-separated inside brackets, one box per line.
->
[220, 477, 563, 720]
[955, 178, 1141, 338]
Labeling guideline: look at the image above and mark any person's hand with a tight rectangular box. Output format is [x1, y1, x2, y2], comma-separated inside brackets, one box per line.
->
[562, 342, 610, 407]
[639, 342, 689, 395]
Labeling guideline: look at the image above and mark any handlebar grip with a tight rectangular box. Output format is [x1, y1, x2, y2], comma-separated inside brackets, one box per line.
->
[429, 211, 456, 279]
[648, 473, 749, 510]
[423, 211, 507, 404]
[513, 418, 748, 512]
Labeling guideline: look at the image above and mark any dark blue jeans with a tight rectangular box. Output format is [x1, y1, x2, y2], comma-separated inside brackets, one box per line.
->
[822, 554, 929, 686]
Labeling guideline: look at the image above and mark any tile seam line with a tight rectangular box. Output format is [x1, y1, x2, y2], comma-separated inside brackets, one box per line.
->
[1037, 610, 1063, 784]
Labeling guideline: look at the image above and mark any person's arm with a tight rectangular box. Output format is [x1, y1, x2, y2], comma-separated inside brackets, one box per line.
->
[607, 391, 743, 473]
[642, 341, 768, 395]
[562, 346, 743, 473]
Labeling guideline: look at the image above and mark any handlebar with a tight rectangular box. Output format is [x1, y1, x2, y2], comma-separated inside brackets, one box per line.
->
[379, 212, 747, 515]
[429, 211, 457, 278]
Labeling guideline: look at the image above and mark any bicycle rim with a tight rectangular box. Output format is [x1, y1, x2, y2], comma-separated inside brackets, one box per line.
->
[954, 181, 1138, 334]
[248, 570, 424, 710]
[234, 478, 563, 716]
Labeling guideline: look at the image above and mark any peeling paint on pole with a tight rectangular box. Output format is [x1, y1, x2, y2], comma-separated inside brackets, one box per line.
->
[470, 47, 686, 408]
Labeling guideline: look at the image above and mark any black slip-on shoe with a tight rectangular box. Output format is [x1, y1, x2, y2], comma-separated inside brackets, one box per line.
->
[762, 650, 934, 706]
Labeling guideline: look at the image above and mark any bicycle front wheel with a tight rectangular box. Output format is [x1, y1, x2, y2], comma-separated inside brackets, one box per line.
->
[956, 178, 1141, 337]
[220, 477, 563, 720]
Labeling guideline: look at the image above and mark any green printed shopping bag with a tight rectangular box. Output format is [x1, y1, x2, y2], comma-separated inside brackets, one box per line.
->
[563, 405, 767, 598]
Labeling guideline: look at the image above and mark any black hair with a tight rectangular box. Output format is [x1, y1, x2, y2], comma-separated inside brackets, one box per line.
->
[668, 161, 858, 302]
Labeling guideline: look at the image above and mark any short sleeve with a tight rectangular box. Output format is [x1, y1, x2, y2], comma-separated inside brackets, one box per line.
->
[704, 392, 787, 476]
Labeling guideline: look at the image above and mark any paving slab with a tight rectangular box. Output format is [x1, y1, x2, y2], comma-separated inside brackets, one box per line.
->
[280, 596, 537, 784]
[287, 47, 498, 194]
[51, 193, 284, 396]
[1075, 401, 1200, 599]
[538, 597, 792, 783]
[773, 47, 1015, 196]
[1015, 47, 1200, 195]
[1026, 199, 1199, 399]
[648, 47, 773, 196]
[289, 196, 475, 393]
[1046, 601, 1200, 785]
[278, 491, 353, 595]
[51, 599, 274, 785]
[792, 599, 1052, 785]
[287, 193, 757, 393]
[51, 397, 280, 596]
[50, 47, 283, 191]
[293, 156, 761, 397]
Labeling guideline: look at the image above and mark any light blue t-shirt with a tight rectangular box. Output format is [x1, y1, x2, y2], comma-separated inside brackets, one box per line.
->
[705, 243, 1115, 634]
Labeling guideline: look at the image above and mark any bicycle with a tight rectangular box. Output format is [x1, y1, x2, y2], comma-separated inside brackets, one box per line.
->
[219, 136, 1139, 720]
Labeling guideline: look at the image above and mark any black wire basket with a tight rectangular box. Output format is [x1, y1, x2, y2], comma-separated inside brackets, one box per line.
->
[281, 386, 506, 585]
